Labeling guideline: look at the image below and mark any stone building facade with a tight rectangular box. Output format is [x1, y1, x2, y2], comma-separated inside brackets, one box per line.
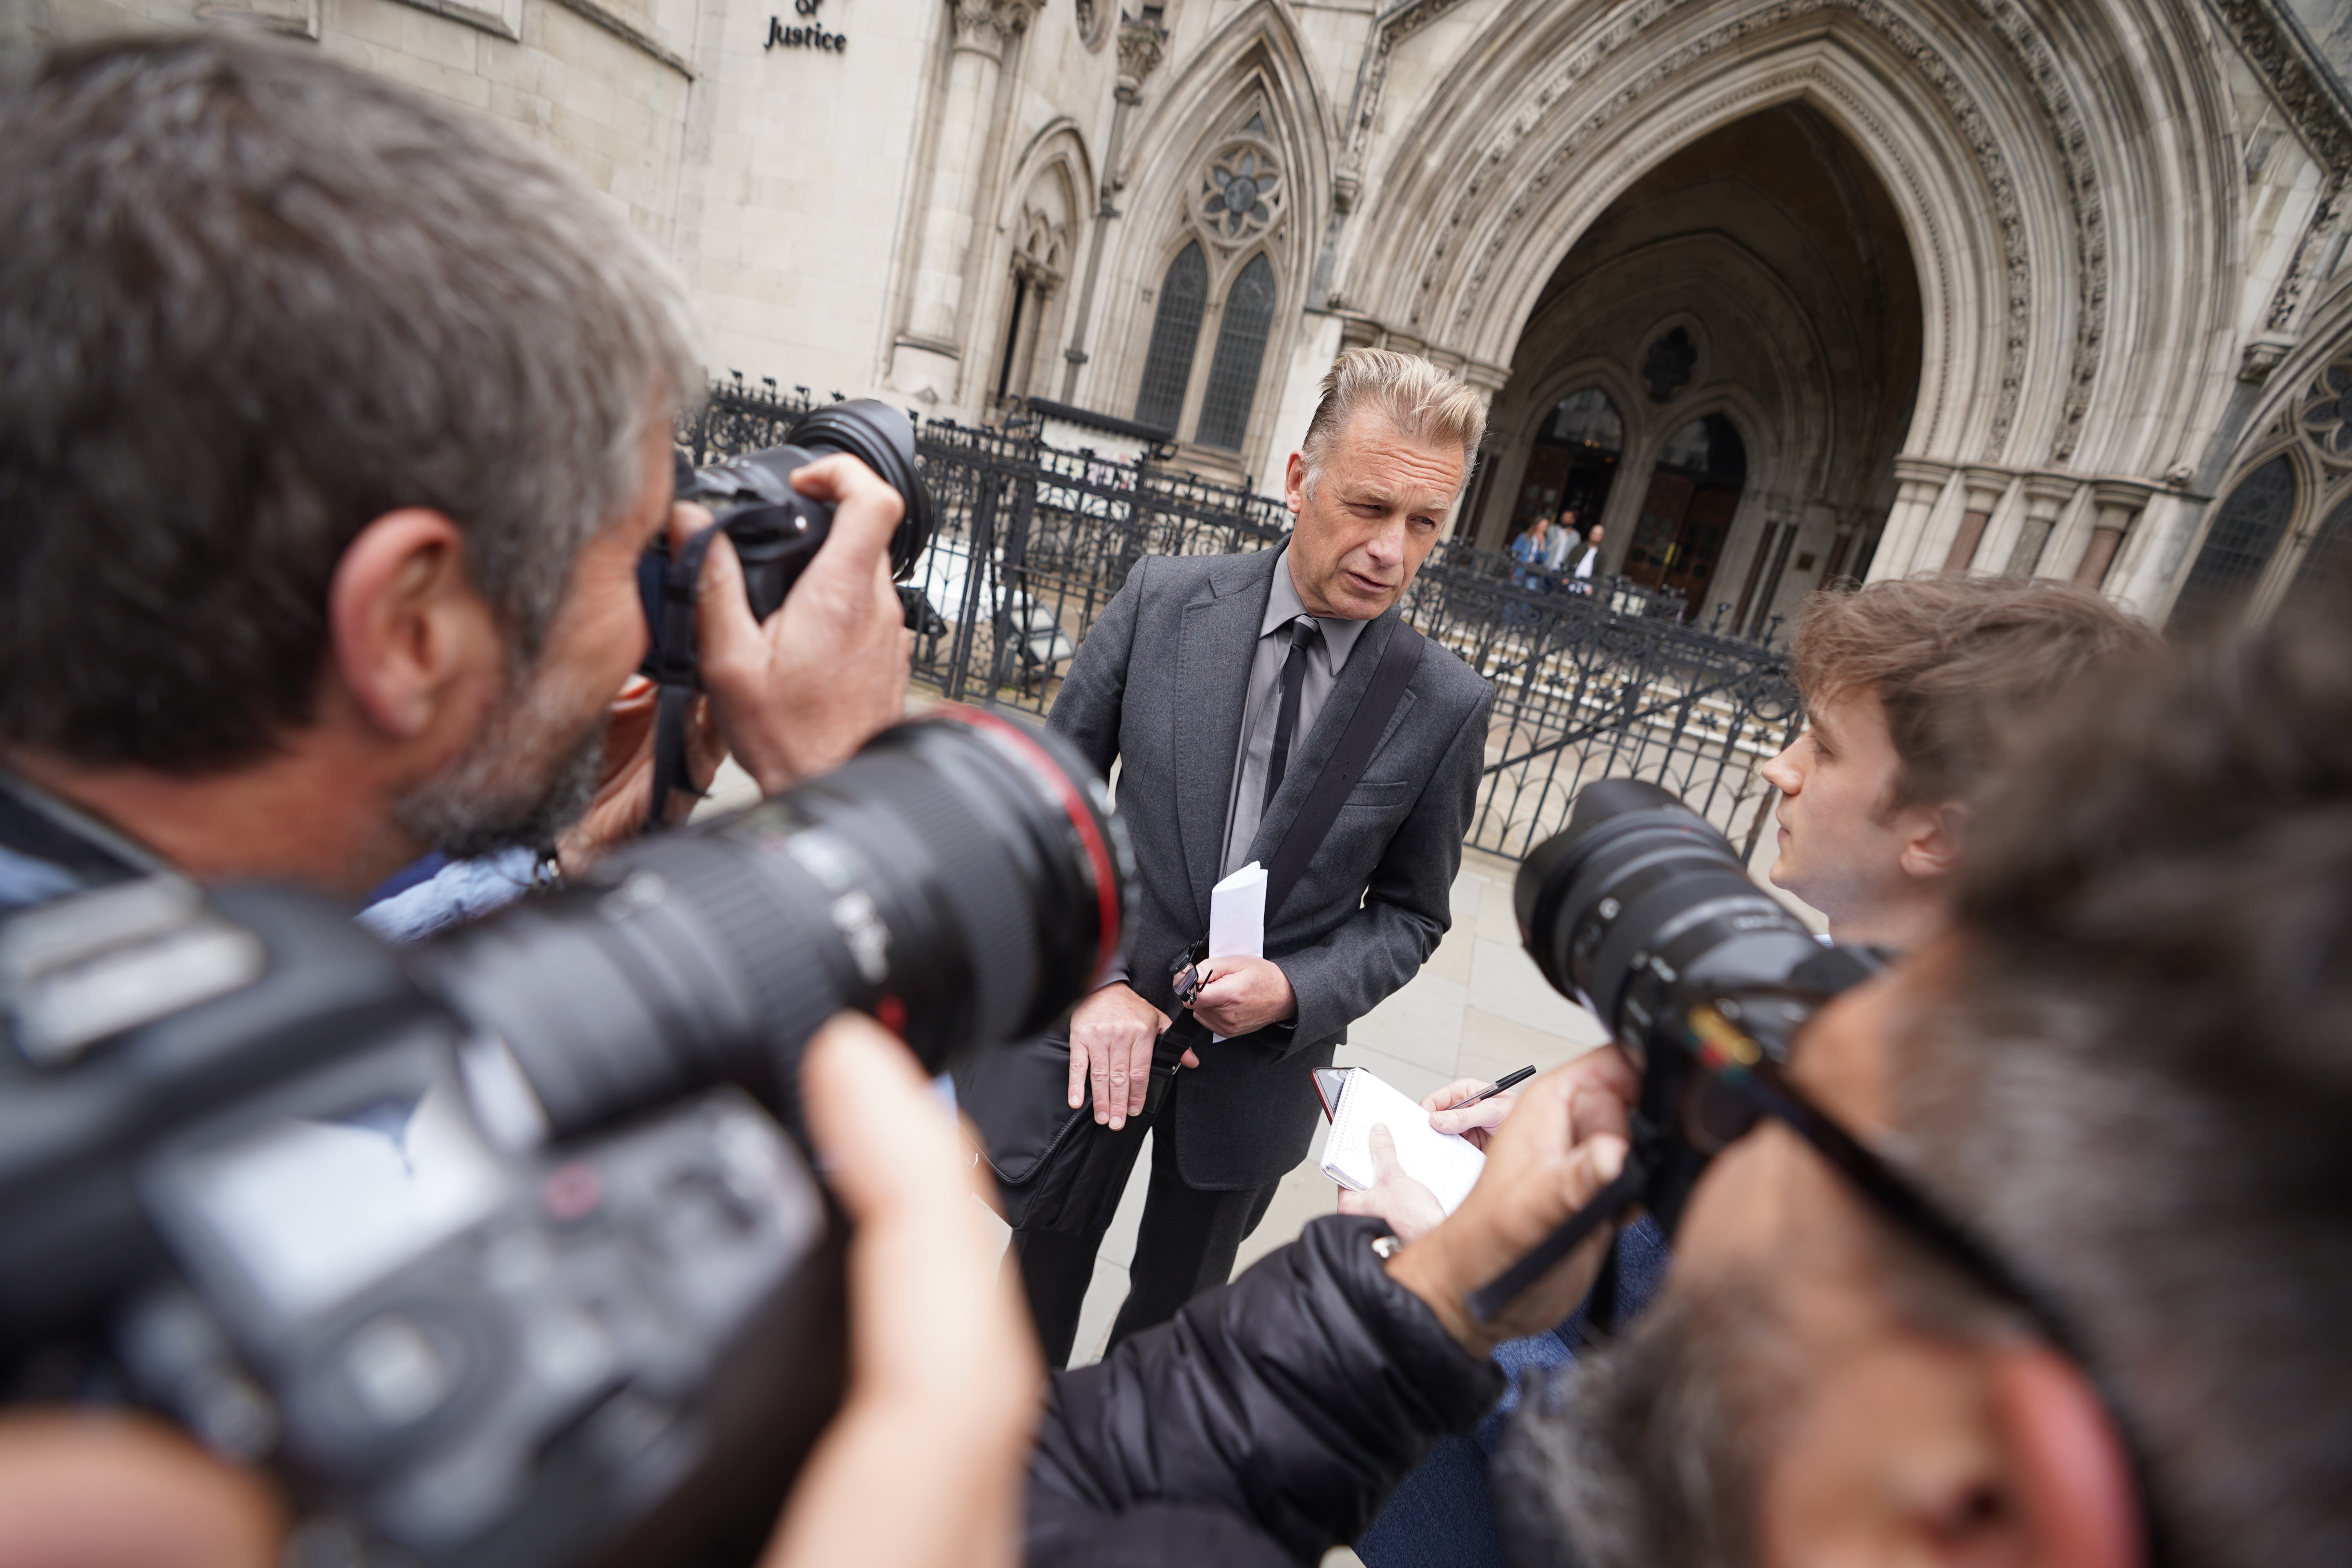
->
[12, 0, 2352, 633]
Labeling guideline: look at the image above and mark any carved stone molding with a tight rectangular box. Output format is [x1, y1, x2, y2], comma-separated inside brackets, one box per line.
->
[1381, 0, 2111, 467]
[2207, 0, 2352, 336]
[2241, 334, 2295, 382]
[1116, 13, 1167, 90]
[952, 0, 1042, 60]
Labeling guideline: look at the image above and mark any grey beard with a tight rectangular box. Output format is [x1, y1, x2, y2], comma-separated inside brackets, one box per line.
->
[1492, 1281, 1786, 1568]
[393, 691, 608, 863]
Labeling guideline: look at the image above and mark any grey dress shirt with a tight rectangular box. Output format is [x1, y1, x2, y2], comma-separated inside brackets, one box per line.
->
[1218, 544, 1370, 877]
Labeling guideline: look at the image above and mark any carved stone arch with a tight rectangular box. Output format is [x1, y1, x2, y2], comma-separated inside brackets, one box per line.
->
[1343, 3, 2107, 474]
[1089, 0, 1333, 477]
[976, 121, 1092, 410]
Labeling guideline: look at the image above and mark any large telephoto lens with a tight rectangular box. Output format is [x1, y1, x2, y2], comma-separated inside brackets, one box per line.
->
[1515, 779, 1818, 1056]
[419, 705, 1127, 1138]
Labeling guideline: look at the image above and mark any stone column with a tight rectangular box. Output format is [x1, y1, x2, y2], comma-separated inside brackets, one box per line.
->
[1871, 456, 1956, 580]
[2007, 473, 2079, 576]
[1942, 465, 2011, 572]
[891, 0, 1042, 399]
[2073, 479, 2159, 591]
[1058, 13, 1165, 402]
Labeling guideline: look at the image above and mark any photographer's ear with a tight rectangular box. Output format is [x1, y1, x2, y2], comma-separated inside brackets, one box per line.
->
[327, 509, 505, 741]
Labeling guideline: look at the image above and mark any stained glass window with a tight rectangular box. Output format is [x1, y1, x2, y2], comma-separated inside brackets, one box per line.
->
[2171, 456, 2297, 633]
[2284, 491, 2352, 615]
[1196, 253, 1276, 451]
[1132, 242, 1206, 433]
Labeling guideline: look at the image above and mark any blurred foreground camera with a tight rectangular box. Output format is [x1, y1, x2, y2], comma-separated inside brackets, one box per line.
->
[1470, 779, 1875, 1322]
[0, 706, 1126, 1568]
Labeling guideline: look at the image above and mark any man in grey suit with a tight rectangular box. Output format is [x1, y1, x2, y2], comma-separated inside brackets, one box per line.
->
[1010, 348, 1497, 1366]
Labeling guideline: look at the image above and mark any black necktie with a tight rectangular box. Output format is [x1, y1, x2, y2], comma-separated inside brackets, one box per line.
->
[1263, 616, 1319, 812]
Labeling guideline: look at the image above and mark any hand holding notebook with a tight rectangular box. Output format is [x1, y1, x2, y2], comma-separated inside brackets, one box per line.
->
[1315, 1066, 1487, 1215]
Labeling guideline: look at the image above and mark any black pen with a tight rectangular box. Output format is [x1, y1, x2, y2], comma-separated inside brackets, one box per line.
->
[1442, 1065, 1535, 1112]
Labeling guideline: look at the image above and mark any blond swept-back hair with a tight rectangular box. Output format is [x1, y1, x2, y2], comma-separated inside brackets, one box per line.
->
[1298, 347, 1486, 494]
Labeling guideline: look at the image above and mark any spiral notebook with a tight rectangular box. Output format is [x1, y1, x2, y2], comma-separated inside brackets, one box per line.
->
[1314, 1067, 1486, 1216]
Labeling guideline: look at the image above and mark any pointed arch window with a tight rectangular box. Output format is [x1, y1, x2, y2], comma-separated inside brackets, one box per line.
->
[1133, 242, 1206, 432]
[1127, 106, 1290, 457]
[1196, 254, 1276, 451]
[2171, 456, 2298, 633]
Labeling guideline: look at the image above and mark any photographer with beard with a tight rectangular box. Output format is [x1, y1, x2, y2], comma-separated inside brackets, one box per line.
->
[0, 33, 1035, 1568]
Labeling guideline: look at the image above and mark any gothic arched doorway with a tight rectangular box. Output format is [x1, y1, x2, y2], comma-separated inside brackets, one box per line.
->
[1624, 413, 1746, 606]
[1504, 387, 1624, 543]
[1470, 102, 1922, 635]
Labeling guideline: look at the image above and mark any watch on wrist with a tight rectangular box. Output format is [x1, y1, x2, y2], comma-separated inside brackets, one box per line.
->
[1370, 1233, 1403, 1261]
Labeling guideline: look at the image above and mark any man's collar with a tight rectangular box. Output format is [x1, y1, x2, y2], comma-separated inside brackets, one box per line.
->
[1261, 541, 1372, 666]
[0, 770, 172, 878]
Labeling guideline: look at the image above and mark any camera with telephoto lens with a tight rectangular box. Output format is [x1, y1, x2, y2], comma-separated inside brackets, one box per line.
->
[0, 706, 1127, 1568]
[643, 397, 936, 671]
[1468, 779, 1877, 1325]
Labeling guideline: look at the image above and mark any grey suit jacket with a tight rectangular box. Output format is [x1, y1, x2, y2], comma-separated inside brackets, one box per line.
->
[1048, 547, 1494, 1189]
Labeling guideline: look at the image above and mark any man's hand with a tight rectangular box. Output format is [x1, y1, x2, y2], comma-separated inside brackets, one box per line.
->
[763, 1014, 1039, 1568]
[1383, 1058, 1638, 1357]
[1336, 1122, 1447, 1242]
[1067, 982, 1176, 1130]
[686, 453, 911, 796]
[1183, 954, 1296, 1038]
[554, 675, 726, 877]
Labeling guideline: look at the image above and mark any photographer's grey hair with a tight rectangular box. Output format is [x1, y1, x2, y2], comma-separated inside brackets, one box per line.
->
[0, 33, 700, 768]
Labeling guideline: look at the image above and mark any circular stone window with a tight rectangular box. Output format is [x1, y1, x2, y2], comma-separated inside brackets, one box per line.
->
[1197, 139, 1285, 244]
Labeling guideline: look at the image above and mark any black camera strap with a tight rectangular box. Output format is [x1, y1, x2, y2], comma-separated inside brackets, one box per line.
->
[646, 522, 729, 830]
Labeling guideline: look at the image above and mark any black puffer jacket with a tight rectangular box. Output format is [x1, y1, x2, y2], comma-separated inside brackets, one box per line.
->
[1026, 1216, 1507, 1567]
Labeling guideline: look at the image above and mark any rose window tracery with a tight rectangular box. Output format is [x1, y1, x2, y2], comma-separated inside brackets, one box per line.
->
[1196, 138, 1284, 243]
[2298, 357, 2352, 465]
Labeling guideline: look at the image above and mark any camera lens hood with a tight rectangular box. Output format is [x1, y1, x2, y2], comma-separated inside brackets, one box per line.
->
[792, 399, 935, 580]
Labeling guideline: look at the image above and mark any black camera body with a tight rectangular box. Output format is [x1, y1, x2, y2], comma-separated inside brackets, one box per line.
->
[1, 878, 837, 1568]
[1474, 780, 1877, 1323]
[644, 398, 935, 675]
[1518, 780, 1875, 1234]
[0, 708, 1128, 1566]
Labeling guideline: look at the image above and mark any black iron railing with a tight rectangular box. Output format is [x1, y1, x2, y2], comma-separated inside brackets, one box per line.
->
[681, 382, 1802, 860]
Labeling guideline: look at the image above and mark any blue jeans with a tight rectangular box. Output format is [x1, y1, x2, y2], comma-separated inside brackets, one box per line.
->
[1355, 1217, 1672, 1568]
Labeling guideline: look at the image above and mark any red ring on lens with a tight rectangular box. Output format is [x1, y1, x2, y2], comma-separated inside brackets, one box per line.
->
[930, 705, 1122, 983]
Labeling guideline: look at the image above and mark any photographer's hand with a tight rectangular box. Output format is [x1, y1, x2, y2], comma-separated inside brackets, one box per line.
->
[764, 1014, 1038, 1568]
[1066, 982, 1176, 1130]
[688, 452, 911, 795]
[0, 1411, 281, 1568]
[1336, 1123, 1448, 1241]
[1383, 1063, 1634, 1357]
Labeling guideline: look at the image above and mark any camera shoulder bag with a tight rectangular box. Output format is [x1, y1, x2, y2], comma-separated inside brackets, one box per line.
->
[962, 619, 1426, 1235]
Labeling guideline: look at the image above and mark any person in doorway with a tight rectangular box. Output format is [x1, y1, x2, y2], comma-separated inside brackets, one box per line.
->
[1004, 348, 1497, 1370]
[1541, 508, 1581, 579]
[1565, 523, 1604, 593]
[1508, 515, 1552, 590]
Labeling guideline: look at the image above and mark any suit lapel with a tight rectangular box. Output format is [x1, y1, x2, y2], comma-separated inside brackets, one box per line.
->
[1246, 607, 1402, 869]
[1173, 551, 1280, 926]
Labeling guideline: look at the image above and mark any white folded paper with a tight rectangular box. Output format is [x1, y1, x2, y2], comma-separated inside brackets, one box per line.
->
[1207, 860, 1267, 962]
[1203, 862, 1267, 1042]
